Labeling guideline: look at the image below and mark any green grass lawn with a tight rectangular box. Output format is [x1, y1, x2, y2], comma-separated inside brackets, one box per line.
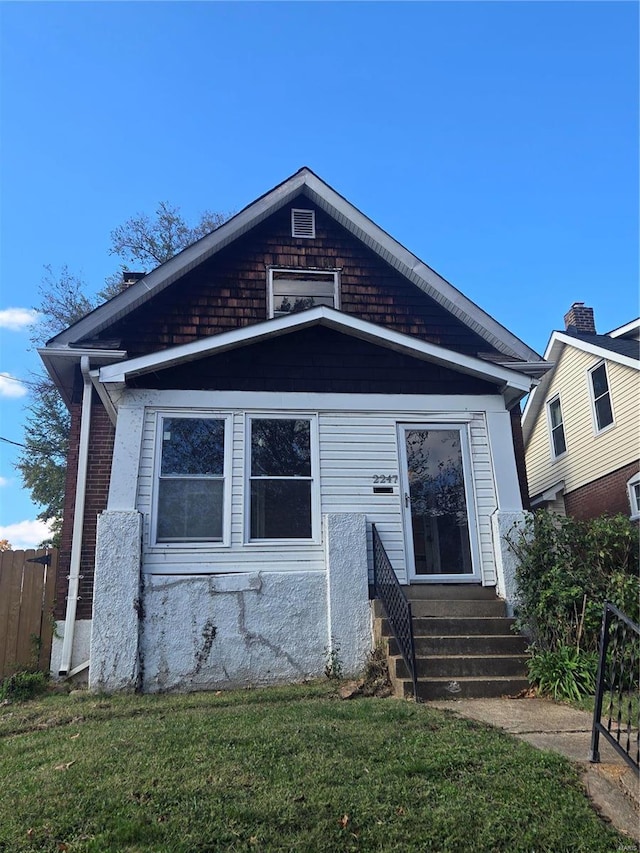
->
[0, 682, 628, 853]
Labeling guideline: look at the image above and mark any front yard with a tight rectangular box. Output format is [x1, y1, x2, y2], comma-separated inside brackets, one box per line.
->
[0, 683, 628, 852]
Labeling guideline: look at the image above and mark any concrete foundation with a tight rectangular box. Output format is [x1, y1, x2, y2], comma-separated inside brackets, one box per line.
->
[86, 511, 372, 692]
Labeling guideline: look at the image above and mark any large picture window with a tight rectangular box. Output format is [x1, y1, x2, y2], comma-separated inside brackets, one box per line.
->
[155, 415, 228, 543]
[248, 417, 315, 540]
[268, 268, 340, 318]
[589, 362, 614, 432]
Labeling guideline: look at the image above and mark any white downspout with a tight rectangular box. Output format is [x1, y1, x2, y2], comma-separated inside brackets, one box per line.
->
[59, 356, 92, 675]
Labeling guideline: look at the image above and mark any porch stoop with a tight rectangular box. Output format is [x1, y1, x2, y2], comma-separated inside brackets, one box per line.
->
[373, 585, 529, 700]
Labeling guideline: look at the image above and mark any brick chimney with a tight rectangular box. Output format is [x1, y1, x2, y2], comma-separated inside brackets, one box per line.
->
[564, 302, 596, 335]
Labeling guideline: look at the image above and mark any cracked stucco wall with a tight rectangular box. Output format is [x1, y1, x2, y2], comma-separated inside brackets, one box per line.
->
[492, 509, 529, 615]
[88, 510, 372, 692]
[140, 571, 329, 692]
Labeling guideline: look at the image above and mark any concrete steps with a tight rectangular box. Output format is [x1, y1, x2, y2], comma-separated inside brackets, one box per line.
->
[375, 585, 529, 700]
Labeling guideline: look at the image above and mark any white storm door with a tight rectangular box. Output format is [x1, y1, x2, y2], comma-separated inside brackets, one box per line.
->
[398, 424, 480, 583]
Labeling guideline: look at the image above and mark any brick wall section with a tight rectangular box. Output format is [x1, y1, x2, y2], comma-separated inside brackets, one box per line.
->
[100, 200, 502, 361]
[564, 460, 639, 520]
[54, 393, 115, 620]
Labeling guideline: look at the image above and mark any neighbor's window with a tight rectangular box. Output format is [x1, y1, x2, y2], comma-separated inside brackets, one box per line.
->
[589, 362, 614, 432]
[268, 268, 340, 318]
[627, 473, 640, 521]
[155, 416, 228, 543]
[547, 395, 567, 458]
[248, 417, 315, 540]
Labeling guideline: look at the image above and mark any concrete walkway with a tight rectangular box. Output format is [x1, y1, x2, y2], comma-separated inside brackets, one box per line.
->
[428, 697, 639, 843]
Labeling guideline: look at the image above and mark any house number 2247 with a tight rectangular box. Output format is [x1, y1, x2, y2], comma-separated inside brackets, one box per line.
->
[372, 474, 398, 484]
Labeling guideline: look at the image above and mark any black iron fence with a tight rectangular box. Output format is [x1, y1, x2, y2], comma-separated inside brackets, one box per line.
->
[372, 524, 418, 698]
[590, 602, 639, 776]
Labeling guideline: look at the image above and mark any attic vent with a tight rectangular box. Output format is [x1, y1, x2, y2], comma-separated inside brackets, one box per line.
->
[291, 208, 315, 239]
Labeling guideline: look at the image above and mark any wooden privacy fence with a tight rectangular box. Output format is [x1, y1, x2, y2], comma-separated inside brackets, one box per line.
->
[0, 549, 57, 679]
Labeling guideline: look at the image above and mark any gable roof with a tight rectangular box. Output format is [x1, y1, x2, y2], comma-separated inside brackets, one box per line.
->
[522, 326, 640, 444]
[91, 306, 535, 418]
[46, 167, 542, 363]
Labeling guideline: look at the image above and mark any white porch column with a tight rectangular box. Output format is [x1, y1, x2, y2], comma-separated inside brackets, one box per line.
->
[486, 410, 527, 611]
[324, 513, 372, 676]
[491, 510, 530, 614]
[89, 510, 142, 691]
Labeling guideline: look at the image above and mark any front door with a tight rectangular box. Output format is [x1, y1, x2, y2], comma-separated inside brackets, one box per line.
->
[398, 424, 480, 582]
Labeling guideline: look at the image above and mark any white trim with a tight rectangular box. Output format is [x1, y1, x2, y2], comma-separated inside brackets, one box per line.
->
[45, 168, 541, 362]
[546, 393, 567, 461]
[149, 411, 233, 549]
[107, 405, 146, 510]
[59, 356, 93, 675]
[627, 472, 640, 521]
[113, 388, 512, 414]
[397, 422, 481, 583]
[587, 360, 615, 435]
[97, 306, 534, 393]
[530, 480, 566, 508]
[38, 346, 128, 409]
[244, 413, 320, 544]
[545, 332, 640, 371]
[608, 318, 640, 339]
[485, 410, 524, 511]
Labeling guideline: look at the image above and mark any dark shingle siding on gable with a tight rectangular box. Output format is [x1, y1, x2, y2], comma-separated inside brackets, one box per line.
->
[98, 201, 501, 360]
[128, 326, 499, 396]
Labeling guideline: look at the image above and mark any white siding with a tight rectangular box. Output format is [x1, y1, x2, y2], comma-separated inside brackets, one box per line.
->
[527, 348, 640, 498]
[136, 401, 499, 584]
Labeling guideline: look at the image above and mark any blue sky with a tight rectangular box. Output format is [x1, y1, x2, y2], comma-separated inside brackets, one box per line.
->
[0, 1, 637, 546]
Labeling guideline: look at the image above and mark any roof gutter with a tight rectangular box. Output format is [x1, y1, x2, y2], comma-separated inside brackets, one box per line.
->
[59, 355, 92, 676]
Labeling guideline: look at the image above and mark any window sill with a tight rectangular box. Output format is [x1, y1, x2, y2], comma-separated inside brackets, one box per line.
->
[592, 422, 616, 438]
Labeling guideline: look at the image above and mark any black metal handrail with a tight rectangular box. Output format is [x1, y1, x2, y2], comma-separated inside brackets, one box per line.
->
[590, 602, 639, 776]
[372, 523, 418, 698]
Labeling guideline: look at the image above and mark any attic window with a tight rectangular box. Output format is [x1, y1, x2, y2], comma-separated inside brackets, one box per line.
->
[268, 268, 340, 318]
[291, 208, 315, 239]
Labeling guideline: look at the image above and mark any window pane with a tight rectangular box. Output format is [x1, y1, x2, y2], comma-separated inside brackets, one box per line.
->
[251, 420, 311, 476]
[157, 479, 223, 540]
[591, 364, 609, 399]
[595, 395, 613, 430]
[549, 398, 562, 429]
[552, 425, 566, 457]
[250, 480, 312, 539]
[274, 294, 334, 315]
[161, 419, 225, 476]
[405, 429, 473, 576]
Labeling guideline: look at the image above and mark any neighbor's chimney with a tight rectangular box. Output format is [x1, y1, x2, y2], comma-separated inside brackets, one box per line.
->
[122, 271, 146, 288]
[564, 302, 596, 335]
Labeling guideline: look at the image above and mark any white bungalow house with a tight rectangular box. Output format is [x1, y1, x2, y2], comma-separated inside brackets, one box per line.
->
[40, 168, 548, 696]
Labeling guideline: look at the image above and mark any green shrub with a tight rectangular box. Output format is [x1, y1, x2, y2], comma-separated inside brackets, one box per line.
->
[0, 669, 48, 703]
[527, 646, 598, 702]
[507, 511, 639, 700]
[507, 511, 639, 655]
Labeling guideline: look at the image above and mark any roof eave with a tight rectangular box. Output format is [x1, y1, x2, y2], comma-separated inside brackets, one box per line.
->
[38, 346, 128, 409]
[97, 306, 536, 400]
